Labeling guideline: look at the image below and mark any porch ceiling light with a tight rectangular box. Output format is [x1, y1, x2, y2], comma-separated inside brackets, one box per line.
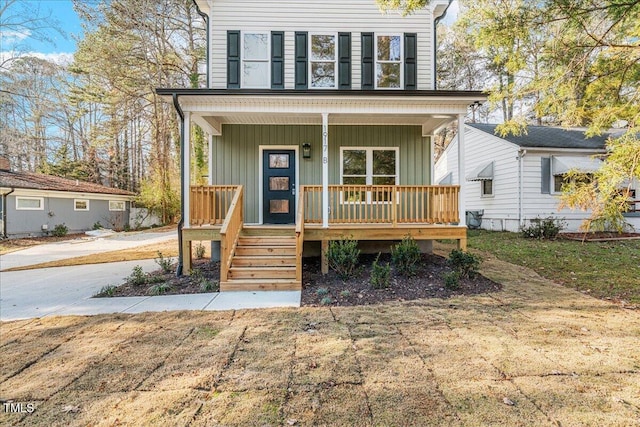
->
[302, 142, 311, 159]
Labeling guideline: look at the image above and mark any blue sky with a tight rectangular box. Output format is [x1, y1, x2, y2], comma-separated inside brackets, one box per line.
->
[29, 0, 83, 53]
[1, 0, 82, 64]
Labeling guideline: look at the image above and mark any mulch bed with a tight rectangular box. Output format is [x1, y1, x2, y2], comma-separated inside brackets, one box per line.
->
[560, 232, 640, 242]
[301, 253, 501, 307]
[100, 253, 502, 305]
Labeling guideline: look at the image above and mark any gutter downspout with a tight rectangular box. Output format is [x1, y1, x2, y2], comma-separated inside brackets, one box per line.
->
[173, 93, 186, 276]
[192, 0, 210, 88]
[517, 149, 526, 228]
[433, 0, 453, 90]
[1, 188, 15, 238]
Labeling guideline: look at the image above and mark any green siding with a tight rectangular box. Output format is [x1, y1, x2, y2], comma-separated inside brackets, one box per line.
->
[211, 124, 431, 223]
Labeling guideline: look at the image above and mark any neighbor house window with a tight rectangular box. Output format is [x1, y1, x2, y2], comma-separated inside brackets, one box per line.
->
[481, 180, 493, 197]
[553, 174, 593, 193]
[309, 33, 337, 88]
[16, 196, 43, 210]
[74, 199, 89, 211]
[242, 32, 270, 88]
[109, 200, 126, 211]
[375, 34, 403, 89]
[341, 147, 399, 202]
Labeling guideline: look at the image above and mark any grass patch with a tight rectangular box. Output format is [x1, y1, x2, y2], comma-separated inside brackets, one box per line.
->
[468, 230, 640, 304]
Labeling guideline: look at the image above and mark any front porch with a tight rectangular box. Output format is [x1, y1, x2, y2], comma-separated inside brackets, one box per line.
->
[182, 184, 466, 291]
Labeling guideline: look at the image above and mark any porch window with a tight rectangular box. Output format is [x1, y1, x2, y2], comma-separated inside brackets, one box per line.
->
[375, 35, 403, 89]
[16, 196, 43, 210]
[74, 199, 90, 211]
[340, 147, 399, 202]
[309, 34, 337, 88]
[109, 200, 126, 211]
[242, 32, 270, 88]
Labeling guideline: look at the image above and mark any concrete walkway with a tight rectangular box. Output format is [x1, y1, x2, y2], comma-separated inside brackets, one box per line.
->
[0, 231, 301, 321]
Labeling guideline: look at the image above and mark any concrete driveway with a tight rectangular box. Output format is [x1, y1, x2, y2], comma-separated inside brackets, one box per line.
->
[0, 230, 300, 321]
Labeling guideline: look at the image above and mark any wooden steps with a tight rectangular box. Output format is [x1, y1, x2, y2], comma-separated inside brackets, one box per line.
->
[220, 229, 301, 291]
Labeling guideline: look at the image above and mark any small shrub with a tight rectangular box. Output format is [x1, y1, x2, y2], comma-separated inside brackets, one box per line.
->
[92, 222, 103, 230]
[443, 271, 460, 290]
[320, 296, 333, 305]
[370, 253, 391, 289]
[339, 290, 351, 298]
[195, 242, 206, 259]
[128, 265, 147, 286]
[316, 287, 329, 297]
[326, 237, 360, 280]
[51, 223, 68, 237]
[123, 223, 131, 232]
[447, 249, 481, 279]
[155, 251, 174, 273]
[520, 216, 566, 239]
[200, 280, 218, 292]
[148, 283, 171, 296]
[391, 236, 422, 277]
[94, 285, 117, 297]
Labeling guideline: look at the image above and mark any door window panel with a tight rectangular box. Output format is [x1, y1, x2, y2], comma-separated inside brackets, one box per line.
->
[269, 177, 289, 191]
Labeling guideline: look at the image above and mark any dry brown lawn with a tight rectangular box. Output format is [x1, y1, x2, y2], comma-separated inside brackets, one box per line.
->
[1, 254, 639, 426]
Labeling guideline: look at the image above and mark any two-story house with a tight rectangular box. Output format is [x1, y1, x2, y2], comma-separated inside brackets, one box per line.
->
[157, 0, 485, 291]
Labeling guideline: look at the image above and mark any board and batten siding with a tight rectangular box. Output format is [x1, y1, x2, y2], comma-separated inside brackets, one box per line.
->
[210, 124, 431, 223]
[209, 0, 435, 90]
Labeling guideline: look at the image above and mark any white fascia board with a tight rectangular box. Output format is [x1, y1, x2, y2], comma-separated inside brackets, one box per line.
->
[517, 147, 607, 154]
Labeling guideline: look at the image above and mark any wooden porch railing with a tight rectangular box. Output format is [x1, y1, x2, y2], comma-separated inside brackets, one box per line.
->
[219, 186, 243, 282]
[303, 185, 460, 225]
[190, 185, 240, 226]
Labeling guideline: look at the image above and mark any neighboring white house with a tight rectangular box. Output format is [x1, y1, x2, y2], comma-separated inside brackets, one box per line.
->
[435, 123, 640, 232]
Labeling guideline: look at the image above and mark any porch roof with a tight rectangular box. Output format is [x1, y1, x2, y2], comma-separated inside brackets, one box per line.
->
[156, 88, 486, 135]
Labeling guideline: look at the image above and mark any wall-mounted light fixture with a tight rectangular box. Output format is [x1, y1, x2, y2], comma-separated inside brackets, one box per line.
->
[302, 142, 311, 159]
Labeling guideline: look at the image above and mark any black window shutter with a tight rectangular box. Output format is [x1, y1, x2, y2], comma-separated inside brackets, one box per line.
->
[338, 32, 351, 89]
[271, 31, 284, 89]
[541, 157, 551, 194]
[404, 33, 417, 90]
[361, 32, 374, 90]
[227, 30, 240, 88]
[295, 32, 308, 89]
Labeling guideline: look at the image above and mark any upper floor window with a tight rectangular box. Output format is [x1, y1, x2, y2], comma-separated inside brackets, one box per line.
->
[242, 32, 270, 88]
[309, 34, 337, 89]
[375, 35, 403, 89]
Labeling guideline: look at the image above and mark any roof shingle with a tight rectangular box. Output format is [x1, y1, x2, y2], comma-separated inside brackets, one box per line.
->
[0, 170, 135, 196]
[468, 123, 611, 149]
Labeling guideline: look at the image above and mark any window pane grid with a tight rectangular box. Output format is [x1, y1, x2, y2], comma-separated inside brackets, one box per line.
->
[341, 148, 398, 203]
[375, 35, 403, 89]
[242, 32, 269, 88]
[310, 34, 337, 88]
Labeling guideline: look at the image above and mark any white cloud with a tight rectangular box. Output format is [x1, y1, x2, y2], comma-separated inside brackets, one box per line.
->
[1, 51, 74, 67]
[0, 28, 32, 44]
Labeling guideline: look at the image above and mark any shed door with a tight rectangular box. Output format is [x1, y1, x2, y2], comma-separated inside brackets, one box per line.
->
[263, 150, 296, 224]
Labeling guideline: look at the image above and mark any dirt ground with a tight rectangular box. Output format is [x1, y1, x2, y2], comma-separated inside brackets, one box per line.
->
[1, 253, 639, 426]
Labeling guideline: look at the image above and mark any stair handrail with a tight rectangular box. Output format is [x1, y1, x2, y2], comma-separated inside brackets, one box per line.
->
[295, 186, 305, 283]
[219, 185, 243, 282]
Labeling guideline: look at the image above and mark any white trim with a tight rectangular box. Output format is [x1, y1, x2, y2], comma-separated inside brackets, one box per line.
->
[109, 200, 126, 211]
[16, 196, 44, 211]
[183, 111, 191, 228]
[457, 115, 466, 226]
[241, 31, 271, 89]
[7, 188, 133, 201]
[374, 33, 404, 90]
[258, 145, 300, 225]
[308, 32, 338, 89]
[322, 113, 329, 228]
[74, 199, 90, 211]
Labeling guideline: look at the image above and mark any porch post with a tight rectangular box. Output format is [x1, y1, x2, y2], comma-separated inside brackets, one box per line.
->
[322, 113, 329, 228]
[457, 115, 466, 227]
[183, 111, 191, 228]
